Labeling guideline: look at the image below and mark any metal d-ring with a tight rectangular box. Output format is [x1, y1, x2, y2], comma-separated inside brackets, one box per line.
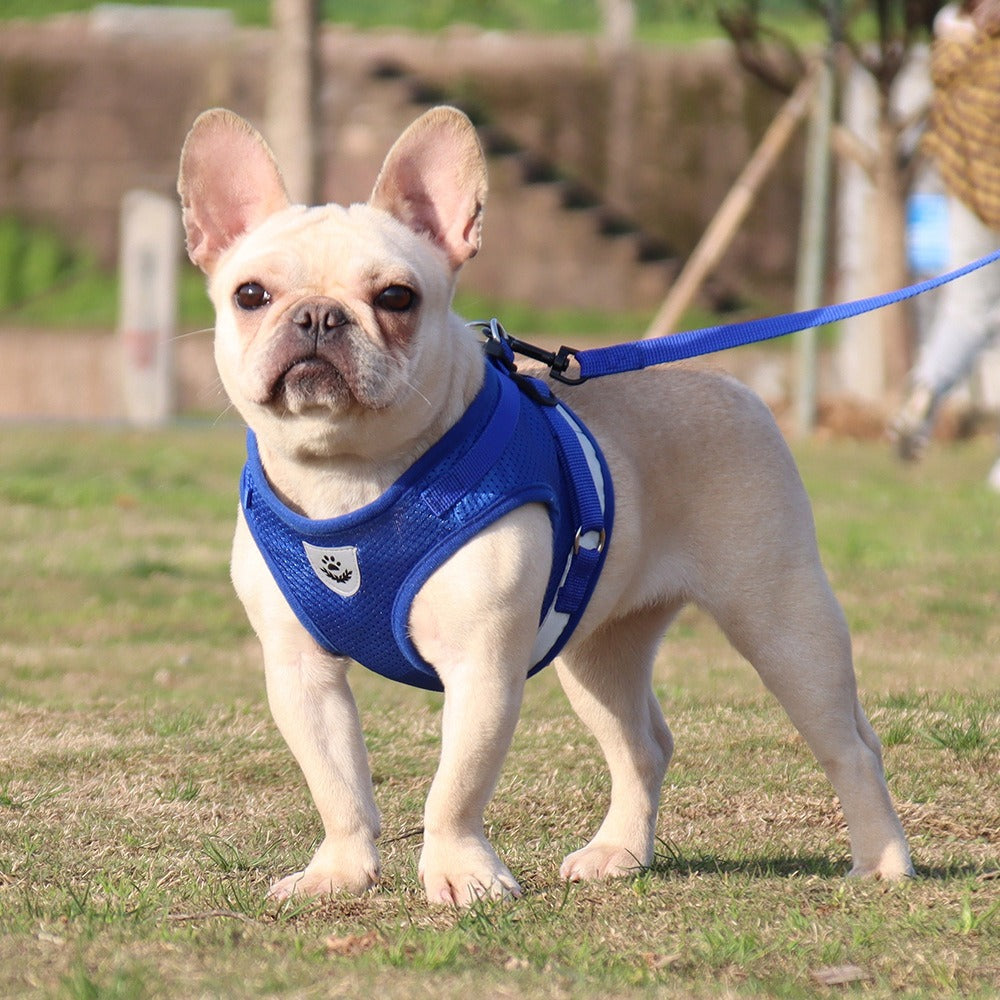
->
[573, 526, 607, 555]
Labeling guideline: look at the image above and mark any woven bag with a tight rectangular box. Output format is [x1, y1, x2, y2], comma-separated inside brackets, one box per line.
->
[924, 29, 1000, 229]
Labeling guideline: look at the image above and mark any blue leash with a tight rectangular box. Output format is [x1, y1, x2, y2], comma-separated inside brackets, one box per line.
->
[476, 247, 1000, 384]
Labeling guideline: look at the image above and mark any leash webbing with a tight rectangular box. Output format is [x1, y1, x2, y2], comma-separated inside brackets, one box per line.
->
[481, 248, 1000, 384]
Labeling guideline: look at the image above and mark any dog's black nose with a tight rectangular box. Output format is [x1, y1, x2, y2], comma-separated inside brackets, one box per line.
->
[290, 299, 350, 339]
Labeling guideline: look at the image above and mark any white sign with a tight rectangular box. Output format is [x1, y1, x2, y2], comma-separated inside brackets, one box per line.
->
[119, 190, 179, 427]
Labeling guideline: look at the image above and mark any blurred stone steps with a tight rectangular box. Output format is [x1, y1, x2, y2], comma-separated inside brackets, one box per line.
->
[324, 58, 680, 313]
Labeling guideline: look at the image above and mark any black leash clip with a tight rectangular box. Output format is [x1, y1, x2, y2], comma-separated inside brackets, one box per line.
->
[548, 345, 586, 385]
[470, 318, 586, 385]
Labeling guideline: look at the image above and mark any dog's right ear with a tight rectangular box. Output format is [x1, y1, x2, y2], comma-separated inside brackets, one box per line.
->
[177, 109, 290, 275]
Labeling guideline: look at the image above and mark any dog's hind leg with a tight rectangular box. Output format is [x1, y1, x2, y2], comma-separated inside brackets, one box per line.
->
[556, 602, 677, 881]
[709, 561, 914, 880]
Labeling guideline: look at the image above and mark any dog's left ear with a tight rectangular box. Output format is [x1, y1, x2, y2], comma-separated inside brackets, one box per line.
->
[369, 106, 487, 271]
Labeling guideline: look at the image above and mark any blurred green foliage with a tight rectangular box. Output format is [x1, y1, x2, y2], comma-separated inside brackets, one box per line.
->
[3, 1, 817, 36]
[0, 215, 82, 311]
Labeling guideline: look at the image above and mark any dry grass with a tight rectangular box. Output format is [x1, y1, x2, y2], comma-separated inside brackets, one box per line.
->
[0, 424, 997, 999]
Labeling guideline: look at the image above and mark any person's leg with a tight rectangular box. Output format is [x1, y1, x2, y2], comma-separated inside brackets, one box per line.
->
[893, 197, 1000, 459]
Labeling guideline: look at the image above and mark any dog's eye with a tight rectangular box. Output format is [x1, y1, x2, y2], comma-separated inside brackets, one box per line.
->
[375, 285, 416, 312]
[234, 282, 271, 311]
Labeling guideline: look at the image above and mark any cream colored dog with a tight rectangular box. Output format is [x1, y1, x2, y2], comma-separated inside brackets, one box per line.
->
[178, 106, 913, 906]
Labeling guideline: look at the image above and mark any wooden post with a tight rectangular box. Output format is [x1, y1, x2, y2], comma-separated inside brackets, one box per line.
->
[794, 56, 834, 437]
[600, 0, 637, 214]
[644, 67, 818, 341]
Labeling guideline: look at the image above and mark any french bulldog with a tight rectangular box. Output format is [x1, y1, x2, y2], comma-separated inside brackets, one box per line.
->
[177, 105, 913, 906]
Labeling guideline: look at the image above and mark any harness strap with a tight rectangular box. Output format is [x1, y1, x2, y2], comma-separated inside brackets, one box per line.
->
[420, 368, 520, 517]
[542, 402, 607, 614]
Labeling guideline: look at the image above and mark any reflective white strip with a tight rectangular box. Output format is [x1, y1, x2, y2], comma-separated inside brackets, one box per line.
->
[531, 550, 574, 665]
[529, 404, 607, 667]
[555, 404, 607, 516]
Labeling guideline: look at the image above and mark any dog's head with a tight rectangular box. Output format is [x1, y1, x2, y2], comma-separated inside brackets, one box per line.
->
[178, 107, 487, 459]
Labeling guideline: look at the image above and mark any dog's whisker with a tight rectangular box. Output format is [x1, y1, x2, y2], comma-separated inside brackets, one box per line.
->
[211, 401, 236, 427]
[402, 377, 432, 409]
[194, 374, 226, 403]
[171, 327, 214, 342]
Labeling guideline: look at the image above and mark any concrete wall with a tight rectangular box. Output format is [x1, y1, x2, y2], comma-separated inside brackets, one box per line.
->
[0, 13, 803, 313]
[0, 326, 219, 421]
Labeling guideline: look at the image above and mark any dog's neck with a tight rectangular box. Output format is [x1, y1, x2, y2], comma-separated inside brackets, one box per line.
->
[254, 319, 485, 520]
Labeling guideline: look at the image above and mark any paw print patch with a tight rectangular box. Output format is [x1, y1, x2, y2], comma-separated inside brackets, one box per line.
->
[302, 543, 361, 598]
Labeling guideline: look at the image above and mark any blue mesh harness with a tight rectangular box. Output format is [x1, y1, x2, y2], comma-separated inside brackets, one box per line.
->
[240, 352, 614, 691]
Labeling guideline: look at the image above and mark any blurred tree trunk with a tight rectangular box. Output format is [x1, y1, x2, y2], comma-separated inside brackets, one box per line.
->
[267, 0, 321, 205]
[600, 0, 637, 214]
[873, 96, 914, 389]
[718, 1, 942, 397]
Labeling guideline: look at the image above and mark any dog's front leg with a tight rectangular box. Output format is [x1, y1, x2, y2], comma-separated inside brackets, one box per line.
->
[232, 517, 381, 900]
[411, 508, 551, 906]
[261, 643, 382, 900]
[420, 667, 527, 905]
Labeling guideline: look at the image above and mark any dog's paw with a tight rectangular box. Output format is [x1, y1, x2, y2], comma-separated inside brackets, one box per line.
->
[419, 837, 522, 906]
[560, 842, 648, 882]
[847, 841, 915, 881]
[267, 839, 381, 901]
[268, 862, 379, 901]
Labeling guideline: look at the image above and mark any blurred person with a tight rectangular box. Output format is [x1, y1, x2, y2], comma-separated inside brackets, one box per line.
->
[891, 0, 1000, 488]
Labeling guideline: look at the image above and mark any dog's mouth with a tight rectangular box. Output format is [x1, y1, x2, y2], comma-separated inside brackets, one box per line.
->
[275, 355, 346, 396]
[256, 337, 402, 415]
[263, 351, 352, 412]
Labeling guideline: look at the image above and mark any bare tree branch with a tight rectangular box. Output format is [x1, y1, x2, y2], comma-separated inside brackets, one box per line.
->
[716, 7, 808, 95]
[718, 2, 943, 100]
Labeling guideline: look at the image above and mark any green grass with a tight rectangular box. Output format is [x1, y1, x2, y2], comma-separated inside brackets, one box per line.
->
[0, 426, 998, 998]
